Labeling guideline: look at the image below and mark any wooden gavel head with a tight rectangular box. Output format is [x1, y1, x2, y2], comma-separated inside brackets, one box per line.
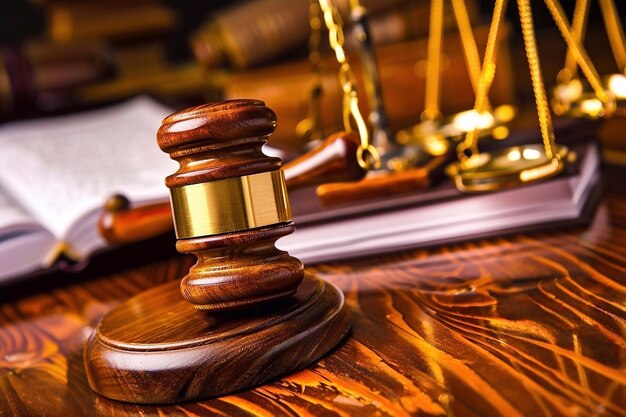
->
[157, 99, 303, 311]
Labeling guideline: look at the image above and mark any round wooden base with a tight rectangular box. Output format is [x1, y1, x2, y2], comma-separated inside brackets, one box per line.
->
[84, 272, 349, 404]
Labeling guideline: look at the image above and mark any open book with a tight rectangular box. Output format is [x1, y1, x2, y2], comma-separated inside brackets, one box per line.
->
[0, 97, 178, 282]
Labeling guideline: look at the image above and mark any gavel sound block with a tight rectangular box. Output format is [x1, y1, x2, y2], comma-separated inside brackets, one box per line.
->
[84, 100, 351, 404]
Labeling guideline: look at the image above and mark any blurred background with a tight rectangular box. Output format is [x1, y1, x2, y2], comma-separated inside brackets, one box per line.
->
[0, 0, 624, 154]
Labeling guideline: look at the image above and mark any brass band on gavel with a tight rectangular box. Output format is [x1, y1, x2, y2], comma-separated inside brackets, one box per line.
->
[170, 171, 292, 239]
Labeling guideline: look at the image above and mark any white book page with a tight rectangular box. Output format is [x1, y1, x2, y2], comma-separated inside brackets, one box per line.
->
[0, 185, 56, 282]
[0, 97, 177, 246]
[0, 232, 56, 283]
[0, 184, 41, 235]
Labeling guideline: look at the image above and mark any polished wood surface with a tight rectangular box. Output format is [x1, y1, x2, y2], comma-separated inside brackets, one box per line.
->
[1, 167, 625, 415]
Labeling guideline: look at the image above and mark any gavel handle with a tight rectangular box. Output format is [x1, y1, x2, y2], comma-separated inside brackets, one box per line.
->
[99, 131, 366, 245]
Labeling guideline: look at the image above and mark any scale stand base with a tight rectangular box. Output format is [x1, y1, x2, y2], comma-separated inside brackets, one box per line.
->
[447, 144, 571, 192]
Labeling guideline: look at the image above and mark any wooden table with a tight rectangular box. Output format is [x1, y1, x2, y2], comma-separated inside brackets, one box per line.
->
[1, 167, 625, 417]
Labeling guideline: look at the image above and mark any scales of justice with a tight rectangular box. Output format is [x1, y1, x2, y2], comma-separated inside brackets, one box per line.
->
[84, 0, 622, 404]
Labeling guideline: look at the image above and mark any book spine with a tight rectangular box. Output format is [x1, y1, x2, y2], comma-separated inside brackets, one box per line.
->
[0, 41, 115, 119]
[46, 1, 177, 43]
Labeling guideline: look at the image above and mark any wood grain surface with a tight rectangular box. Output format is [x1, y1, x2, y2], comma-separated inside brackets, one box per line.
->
[1, 168, 625, 416]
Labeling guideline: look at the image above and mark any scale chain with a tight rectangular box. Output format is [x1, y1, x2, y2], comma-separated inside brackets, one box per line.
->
[318, 0, 381, 170]
[458, 0, 507, 161]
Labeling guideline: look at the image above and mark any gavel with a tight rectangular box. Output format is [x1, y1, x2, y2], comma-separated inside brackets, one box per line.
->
[99, 124, 367, 245]
[85, 99, 350, 403]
